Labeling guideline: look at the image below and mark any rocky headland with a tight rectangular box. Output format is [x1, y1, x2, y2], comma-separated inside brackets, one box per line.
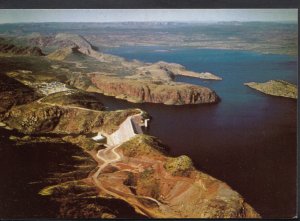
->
[245, 80, 297, 99]
[87, 74, 219, 105]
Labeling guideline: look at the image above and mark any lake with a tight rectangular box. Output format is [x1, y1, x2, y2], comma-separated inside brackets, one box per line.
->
[0, 46, 297, 219]
[102, 46, 297, 218]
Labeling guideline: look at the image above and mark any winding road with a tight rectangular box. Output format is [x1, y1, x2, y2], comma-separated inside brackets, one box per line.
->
[90, 113, 172, 217]
[37, 93, 105, 113]
[37, 92, 167, 217]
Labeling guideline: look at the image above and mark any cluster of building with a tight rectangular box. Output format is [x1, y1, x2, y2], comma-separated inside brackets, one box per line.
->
[25, 81, 71, 95]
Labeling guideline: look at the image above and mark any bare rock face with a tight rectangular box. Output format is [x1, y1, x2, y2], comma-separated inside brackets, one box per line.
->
[89, 74, 219, 105]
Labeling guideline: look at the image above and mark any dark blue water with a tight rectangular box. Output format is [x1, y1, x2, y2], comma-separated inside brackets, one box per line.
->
[102, 46, 297, 218]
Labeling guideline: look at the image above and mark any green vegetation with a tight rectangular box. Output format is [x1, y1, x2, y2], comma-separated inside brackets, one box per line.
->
[119, 134, 166, 157]
[42, 91, 105, 111]
[39, 181, 116, 218]
[39, 180, 89, 196]
[9, 135, 64, 145]
[0, 74, 41, 114]
[137, 167, 160, 200]
[140, 167, 155, 179]
[3, 99, 139, 134]
[164, 155, 194, 177]
[62, 135, 104, 151]
[100, 109, 141, 134]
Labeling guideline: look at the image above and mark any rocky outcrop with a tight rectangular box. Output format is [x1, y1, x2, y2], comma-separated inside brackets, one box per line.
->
[88, 74, 219, 105]
[245, 80, 297, 99]
[0, 42, 44, 56]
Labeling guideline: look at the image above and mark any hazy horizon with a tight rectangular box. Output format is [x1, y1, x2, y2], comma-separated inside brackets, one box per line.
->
[0, 21, 298, 24]
[0, 9, 297, 24]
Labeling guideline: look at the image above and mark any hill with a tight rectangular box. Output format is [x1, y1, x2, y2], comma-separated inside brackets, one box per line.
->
[0, 41, 44, 56]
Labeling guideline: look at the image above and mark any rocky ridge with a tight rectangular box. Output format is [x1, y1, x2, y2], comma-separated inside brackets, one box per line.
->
[0, 41, 45, 56]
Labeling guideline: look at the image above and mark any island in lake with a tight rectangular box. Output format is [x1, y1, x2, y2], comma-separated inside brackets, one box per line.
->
[244, 80, 297, 99]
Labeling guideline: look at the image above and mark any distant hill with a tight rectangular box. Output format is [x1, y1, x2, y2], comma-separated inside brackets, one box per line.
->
[0, 22, 296, 55]
[0, 41, 44, 56]
[44, 33, 126, 63]
[54, 33, 93, 53]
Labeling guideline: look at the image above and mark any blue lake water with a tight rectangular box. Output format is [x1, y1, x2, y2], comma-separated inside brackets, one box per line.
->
[102, 46, 297, 218]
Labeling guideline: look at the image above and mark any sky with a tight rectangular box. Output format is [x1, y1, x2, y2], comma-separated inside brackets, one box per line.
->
[0, 9, 297, 23]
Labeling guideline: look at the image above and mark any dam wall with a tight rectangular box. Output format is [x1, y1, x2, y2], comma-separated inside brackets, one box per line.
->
[107, 116, 138, 146]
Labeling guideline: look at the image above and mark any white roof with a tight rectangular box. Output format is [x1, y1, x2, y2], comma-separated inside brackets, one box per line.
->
[92, 133, 106, 141]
